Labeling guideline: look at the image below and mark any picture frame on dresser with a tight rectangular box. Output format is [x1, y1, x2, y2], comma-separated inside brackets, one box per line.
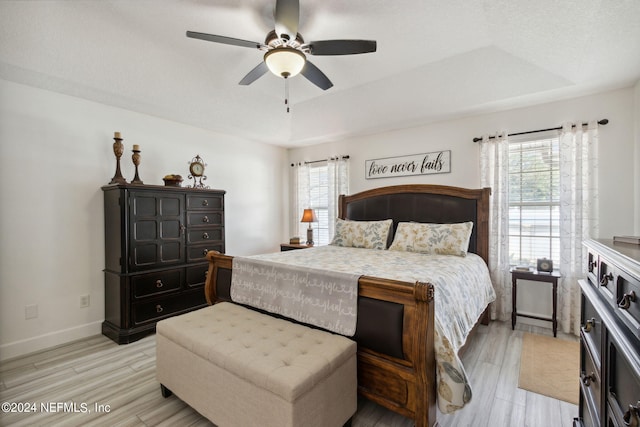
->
[101, 183, 225, 344]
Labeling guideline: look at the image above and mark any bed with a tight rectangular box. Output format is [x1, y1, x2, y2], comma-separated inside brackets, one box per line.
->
[204, 184, 494, 427]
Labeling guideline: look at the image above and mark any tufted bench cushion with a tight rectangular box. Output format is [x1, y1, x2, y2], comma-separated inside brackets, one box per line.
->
[156, 302, 357, 427]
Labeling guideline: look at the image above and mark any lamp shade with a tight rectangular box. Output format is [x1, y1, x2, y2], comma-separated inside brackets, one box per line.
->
[264, 47, 306, 78]
[300, 209, 318, 223]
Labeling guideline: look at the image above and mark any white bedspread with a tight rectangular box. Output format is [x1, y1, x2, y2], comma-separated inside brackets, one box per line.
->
[245, 245, 496, 413]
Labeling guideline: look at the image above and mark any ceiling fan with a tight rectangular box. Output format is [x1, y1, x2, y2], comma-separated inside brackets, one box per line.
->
[186, 0, 377, 92]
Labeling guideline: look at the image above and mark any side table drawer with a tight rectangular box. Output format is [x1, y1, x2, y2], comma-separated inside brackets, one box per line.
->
[131, 269, 182, 299]
[133, 292, 207, 325]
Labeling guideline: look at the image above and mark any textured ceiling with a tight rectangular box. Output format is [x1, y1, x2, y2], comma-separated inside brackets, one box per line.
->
[1, 0, 639, 147]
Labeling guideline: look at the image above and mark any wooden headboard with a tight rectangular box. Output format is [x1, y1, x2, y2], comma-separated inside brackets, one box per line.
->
[338, 184, 491, 264]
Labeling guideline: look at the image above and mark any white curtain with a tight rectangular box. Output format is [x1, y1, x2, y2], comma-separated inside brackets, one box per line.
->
[327, 157, 350, 238]
[558, 121, 599, 334]
[480, 133, 512, 322]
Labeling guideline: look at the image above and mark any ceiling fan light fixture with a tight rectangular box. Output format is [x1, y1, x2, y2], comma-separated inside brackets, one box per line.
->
[264, 47, 306, 78]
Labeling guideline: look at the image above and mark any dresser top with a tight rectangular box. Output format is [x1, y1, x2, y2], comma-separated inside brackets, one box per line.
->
[585, 238, 640, 276]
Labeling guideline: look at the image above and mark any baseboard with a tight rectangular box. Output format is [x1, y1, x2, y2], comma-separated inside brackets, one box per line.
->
[0, 320, 103, 361]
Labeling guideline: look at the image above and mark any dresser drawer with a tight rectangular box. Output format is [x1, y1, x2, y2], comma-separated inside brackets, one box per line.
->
[132, 291, 207, 325]
[614, 268, 640, 339]
[606, 339, 640, 427]
[187, 226, 224, 244]
[186, 264, 208, 288]
[186, 194, 223, 210]
[598, 259, 617, 303]
[580, 339, 602, 422]
[131, 269, 183, 299]
[187, 242, 225, 263]
[581, 293, 603, 368]
[587, 250, 599, 287]
[187, 211, 223, 227]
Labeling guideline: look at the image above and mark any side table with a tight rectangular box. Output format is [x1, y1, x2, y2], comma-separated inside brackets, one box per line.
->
[510, 268, 561, 337]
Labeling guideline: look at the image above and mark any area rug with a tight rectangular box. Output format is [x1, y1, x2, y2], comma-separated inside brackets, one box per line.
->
[518, 332, 580, 405]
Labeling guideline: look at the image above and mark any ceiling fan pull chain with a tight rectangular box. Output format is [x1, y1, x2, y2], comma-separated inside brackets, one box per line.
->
[285, 77, 290, 113]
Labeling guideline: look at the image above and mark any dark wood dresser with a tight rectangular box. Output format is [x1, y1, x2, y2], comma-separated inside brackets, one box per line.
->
[102, 184, 225, 344]
[576, 239, 640, 426]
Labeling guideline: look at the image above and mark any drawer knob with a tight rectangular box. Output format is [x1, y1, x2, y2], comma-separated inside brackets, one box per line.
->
[600, 272, 613, 286]
[203, 248, 209, 256]
[156, 279, 163, 288]
[582, 318, 596, 333]
[581, 372, 596, 386]
[156, 304, 163, 313]
[203, 232, 209, 239]
[623, 401, 640, 427]
[588, 261, 596, 272]
[202, 216, 210, 223]
[618, 291, 637, 310]
[202, 199, 208, 207]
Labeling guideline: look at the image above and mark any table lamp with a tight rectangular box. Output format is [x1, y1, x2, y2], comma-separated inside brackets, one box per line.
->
[300, 209, 318, 246]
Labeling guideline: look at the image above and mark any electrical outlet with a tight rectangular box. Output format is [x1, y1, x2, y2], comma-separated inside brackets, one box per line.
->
[25, 304, 38, 320]
[80, 295, 90, 308]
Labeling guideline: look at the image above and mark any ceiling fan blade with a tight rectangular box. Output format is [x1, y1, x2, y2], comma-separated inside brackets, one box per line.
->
[186, 31, 264, 49]
[274, 0, 299, 42]
[239, 62, 269, 85]
[306, 40, 377, 56]
[300, 60, 333, 90]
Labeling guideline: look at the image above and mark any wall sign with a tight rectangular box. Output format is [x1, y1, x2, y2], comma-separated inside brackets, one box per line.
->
[365, 150, 451, 179]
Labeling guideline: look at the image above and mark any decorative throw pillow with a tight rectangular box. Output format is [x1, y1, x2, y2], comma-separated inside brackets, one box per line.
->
[389, 221, 473, 257]
[330, 218, 393, 250]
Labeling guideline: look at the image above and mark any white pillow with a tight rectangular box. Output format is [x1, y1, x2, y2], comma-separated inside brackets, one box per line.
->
[330, 218, 393, 250]
[389, 221, 473, 257]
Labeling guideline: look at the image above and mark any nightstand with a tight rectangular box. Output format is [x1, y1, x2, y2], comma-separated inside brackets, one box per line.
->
[280, 243, 313, 251]
[510, 267, 561, 337]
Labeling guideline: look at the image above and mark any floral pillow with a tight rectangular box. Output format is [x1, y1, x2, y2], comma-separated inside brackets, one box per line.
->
[389, 221, 473, 257]
[330, 218, 393, 250]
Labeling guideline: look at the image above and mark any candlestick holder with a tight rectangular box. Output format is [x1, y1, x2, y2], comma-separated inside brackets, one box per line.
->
[109, 132, 127, 184]
[131, 148, 144, 185]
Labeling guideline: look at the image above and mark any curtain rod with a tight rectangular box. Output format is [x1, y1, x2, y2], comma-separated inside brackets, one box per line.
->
[290, 155, 350, 167]
[472, 119, 608, 143]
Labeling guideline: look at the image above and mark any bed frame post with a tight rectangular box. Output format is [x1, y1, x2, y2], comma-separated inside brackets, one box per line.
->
[413, 281, 436, 427]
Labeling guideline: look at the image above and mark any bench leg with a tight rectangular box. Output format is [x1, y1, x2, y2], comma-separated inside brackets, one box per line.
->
[160, 384, 173, 398]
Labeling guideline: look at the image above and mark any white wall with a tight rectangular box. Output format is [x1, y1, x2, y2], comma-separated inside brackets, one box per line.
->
[288, 86, 639, 328]
[0, 79, 288, 360]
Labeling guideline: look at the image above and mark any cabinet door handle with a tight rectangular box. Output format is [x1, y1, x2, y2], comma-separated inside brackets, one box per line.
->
[202, 199, 209, 207]
[202, 216, 209, 223]
[156, 304, 164, 313]
[582, 318, 596, 333]
[588, 261, 596, 272]
[581, 372, 596, 386]
[623, 401, 640, 427]
[600, 272, 613, 286]
[156, 279, 163, 288]
[618, 291, 636, 310]
[202, 232, 209, 240]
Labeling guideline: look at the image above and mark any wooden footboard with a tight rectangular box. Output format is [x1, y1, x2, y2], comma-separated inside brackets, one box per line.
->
[205, 251, 437, 427]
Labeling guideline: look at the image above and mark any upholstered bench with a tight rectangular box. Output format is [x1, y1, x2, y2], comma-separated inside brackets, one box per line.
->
[156, 302, 357, 427]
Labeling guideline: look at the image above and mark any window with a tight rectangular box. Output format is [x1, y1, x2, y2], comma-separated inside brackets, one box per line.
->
[299, 163, 330, 245]
[508, 135, 560, 265]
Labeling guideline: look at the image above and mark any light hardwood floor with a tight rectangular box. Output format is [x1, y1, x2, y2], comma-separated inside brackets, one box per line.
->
[0, 320, 578, 427]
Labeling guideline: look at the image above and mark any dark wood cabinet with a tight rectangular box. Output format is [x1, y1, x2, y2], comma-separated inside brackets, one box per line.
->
[575, 239, 640, 427]
[102, 184, 225, 344]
